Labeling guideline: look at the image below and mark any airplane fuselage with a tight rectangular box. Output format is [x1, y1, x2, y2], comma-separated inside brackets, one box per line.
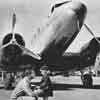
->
[33, 1, 87, 64]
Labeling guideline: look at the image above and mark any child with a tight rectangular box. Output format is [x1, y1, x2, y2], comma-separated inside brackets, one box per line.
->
[35, 65, 53, 100]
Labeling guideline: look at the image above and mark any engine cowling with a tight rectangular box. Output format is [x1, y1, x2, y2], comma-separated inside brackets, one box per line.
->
[1, 33, 25, 65]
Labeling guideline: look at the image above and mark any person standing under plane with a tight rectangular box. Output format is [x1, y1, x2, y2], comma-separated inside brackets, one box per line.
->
[10, 70, 38, 100]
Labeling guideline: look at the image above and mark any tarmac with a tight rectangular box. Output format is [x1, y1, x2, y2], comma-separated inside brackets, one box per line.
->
[1, 76, 100, 100]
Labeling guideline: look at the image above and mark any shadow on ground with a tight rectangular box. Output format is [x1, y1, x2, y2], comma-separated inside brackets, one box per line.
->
[53, 83, 100, 91]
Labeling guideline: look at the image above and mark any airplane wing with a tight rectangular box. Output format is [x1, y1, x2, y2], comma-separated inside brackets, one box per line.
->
[56, 37, 100, 72]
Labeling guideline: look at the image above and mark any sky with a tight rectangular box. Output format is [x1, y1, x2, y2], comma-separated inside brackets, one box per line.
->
[67, 0, 100, 52]
[0, 0, 99, 53]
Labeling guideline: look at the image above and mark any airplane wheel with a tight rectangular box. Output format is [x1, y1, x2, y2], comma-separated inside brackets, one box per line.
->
[81, 74, 93, 88]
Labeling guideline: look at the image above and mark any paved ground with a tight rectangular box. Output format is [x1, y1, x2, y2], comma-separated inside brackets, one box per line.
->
[1, 76, 100, 100]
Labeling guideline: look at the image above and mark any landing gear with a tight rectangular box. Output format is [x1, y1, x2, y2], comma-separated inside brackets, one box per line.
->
[81, 73, 93, 88]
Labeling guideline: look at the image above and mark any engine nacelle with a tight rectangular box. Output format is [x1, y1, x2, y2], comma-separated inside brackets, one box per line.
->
[1, 33, 25, 65]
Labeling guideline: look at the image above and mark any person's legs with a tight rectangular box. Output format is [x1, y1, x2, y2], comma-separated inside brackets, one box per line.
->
[11, 98, 17, 100]
[34, 96, 38, 100]
[17, 97, 23, 100]
[43, 96, 48, 100]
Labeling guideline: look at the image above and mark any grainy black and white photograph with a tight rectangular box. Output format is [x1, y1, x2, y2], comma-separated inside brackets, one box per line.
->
[0, 0, 100, 100]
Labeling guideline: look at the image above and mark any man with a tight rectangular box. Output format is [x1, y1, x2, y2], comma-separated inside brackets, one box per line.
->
[10, 70, 38, 100]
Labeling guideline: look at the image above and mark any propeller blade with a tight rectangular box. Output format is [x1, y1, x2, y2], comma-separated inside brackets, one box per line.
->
[15, 42, 41, 60]
[12, 12, 16, 32]
[84, 24, 95, 37]
[0, 42, 11, 50]
[84, 24, 100, 44]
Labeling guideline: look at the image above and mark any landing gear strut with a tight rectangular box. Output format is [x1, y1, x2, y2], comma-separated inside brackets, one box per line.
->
[81, 73, 93, 88]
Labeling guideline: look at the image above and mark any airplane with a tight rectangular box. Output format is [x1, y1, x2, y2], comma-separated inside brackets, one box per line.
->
[0, 12, 41, 71]
[0, 1, 99, 88]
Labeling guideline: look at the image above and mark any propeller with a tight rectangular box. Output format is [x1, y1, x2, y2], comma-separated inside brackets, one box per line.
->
[0, 9, 41, 60]
[0, 11, 16, 50]
[84, 24, 100, 44]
